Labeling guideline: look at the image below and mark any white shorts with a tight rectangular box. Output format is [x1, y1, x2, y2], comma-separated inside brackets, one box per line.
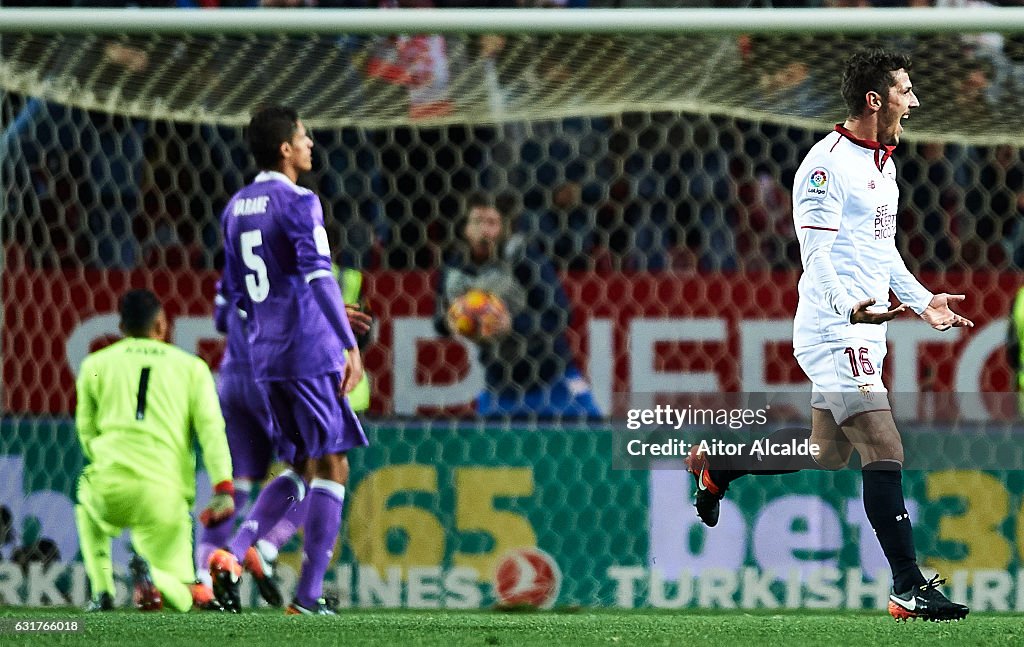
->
[793, 339, 890, 425]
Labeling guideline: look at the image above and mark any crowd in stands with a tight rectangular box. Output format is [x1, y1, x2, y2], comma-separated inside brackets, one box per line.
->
[5, 0, 1024, 275]
[10, 108, 1024, 276]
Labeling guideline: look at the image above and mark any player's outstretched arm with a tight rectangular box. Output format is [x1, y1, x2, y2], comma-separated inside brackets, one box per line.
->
[849, 298, 907, 325]
[920, 293, 975, 331]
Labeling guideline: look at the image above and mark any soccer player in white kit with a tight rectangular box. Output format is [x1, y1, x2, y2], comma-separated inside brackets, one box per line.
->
[687, 49, 971, 622]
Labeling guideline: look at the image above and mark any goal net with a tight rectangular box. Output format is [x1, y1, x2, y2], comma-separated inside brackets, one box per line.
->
[2, 8, 1023, 610]
[4, 8, 1024, 141]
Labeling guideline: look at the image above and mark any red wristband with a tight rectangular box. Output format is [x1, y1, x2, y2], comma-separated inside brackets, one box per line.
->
[213, 480, 234, 496]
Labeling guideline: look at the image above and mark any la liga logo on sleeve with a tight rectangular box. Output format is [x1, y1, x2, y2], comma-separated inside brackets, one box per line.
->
[807, 167, 829, 197]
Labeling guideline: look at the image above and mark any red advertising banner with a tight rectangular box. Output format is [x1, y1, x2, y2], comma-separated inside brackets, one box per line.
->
[3, 269, 1017, 416]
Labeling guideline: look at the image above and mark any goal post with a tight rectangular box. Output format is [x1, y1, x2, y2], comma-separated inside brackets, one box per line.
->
[2, 7, 1024, 610]
[2, 7, 1024, 140]
[3, 6, 1024, 34]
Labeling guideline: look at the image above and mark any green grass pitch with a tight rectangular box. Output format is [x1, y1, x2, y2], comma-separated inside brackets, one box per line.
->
[2, 607, 1021, 646]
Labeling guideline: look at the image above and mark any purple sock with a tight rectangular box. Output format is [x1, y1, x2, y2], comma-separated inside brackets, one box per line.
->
[197, 487, 250, 570]
[228, 472, 305, 559]
[294, 480, 345, 607]
[263, 494, 310, 550]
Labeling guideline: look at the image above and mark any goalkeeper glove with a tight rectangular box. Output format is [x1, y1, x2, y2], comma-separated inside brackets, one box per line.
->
[199, 481, 235, 527]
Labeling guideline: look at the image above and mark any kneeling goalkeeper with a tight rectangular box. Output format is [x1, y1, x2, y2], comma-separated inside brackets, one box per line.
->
[75, 289, 235, 611]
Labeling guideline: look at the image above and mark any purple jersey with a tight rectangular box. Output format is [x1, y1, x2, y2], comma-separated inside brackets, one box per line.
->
[221, 171, 345, 380]
[217, 371, 275, 479]
[214, 280, 251, 376]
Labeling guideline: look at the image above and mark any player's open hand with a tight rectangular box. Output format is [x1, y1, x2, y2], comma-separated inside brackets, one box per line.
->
[199, 491, 235, 527]
[921, 294, 975, 331]
[341, 347, 365, 395]
[849, 298, 907, 325]
[345, 304, 373, 337]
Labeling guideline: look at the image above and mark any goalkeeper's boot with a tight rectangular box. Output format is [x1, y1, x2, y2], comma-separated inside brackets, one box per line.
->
[686, 444, 725, 527]
[888, 575, 970, 622]
[285, 597, 337, 616]
[243, 544, 284, 608]
[208, 548, 243, 613]
[190, 581, 224, 612]
[85, 591, 114, 612]
[129, 555, 164, 612]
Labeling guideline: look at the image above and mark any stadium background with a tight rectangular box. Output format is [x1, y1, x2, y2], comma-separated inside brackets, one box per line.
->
[2, 4, 1024, 613]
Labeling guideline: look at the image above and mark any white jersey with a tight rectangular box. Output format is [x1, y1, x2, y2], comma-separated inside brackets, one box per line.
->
[792, 125, 932, 348]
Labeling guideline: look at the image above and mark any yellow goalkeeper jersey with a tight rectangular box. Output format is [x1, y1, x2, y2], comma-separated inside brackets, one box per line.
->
[75, 337, 231, 503]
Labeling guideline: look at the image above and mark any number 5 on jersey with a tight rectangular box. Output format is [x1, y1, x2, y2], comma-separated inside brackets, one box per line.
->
[241, 229, 270, 302]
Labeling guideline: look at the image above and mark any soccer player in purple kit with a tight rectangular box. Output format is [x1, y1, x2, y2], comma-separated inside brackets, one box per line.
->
[194, 280, 285, 607]
[208, 105, 367, 615]
[197, 277, 372, 608]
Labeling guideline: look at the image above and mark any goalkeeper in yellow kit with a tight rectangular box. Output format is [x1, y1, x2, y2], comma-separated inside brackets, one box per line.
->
[75, 289, 235, 612]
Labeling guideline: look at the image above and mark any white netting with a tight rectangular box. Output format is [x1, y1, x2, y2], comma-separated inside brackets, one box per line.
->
[2, 9, 1023, 610]
[1, 9, 1024, 144]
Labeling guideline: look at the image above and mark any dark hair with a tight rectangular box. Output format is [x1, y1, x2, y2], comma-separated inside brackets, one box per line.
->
[841, 49, 912, 117]
[466, 191, 518, 219]
[456, 191, 519, 252]
[246, 105, 299, 170]
[120, 289, 162, 337]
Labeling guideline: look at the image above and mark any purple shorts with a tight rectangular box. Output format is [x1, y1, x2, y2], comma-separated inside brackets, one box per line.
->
[217, 370, 276, 480]
[259, 372, 368, 465]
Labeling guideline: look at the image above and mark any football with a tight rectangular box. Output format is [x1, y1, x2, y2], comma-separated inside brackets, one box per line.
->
[447, 289, 509, 340]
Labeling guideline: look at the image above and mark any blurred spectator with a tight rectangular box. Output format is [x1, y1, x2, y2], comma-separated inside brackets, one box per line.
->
[690, 157, 738, 271]
[309, 127, 386, 270]
[730, 158, 796, 270]
[7, 102, 144, 268]
[13, 148, 91, 269]
[533, 182, 596, 271]
[1, 0, 73, 5]
[935, 1, 1006, 61]
[898, 141, 960, 271]
[1003, 188, 1024, 269]
[72, 1, 176, 4]
[967, 144, 1024, 268]
[667, 227, 704, 273]
[366, 0, 454, 120]
[591, 176, 636, 271]
[434, 192, 602, 420]
[745, 36, 830, 119]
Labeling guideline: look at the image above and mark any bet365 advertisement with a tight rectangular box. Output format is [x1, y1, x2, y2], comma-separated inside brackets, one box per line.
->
[3, 420, 1024, 611]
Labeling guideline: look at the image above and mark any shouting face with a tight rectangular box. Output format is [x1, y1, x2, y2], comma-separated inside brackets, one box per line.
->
[876, 68, 919, 146]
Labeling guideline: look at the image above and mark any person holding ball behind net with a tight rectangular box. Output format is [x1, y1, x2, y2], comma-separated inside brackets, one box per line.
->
[434, 191, 601, 421]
